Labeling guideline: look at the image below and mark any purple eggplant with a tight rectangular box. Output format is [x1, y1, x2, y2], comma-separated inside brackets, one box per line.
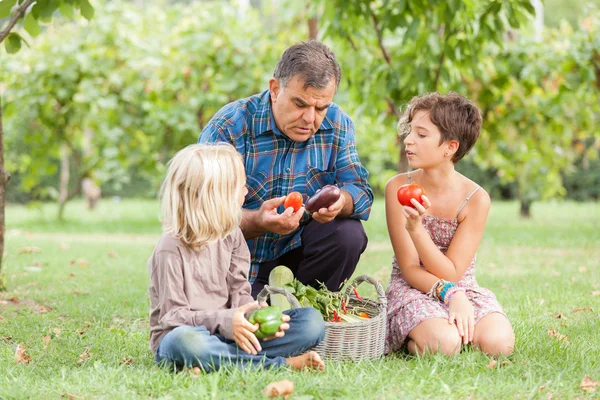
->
[305, 185, 341, 213]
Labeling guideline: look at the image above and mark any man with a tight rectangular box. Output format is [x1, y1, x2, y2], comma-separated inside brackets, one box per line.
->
[198, 41, 373, 298]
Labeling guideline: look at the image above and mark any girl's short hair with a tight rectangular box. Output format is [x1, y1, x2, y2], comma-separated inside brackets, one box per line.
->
[397, 92, 482, 164]
[160, 143, 246, 250]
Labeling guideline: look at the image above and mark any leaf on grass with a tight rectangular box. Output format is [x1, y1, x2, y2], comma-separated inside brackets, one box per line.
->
[0, 315, 5, 321]
[120, 356, 134, 365]
[76, 321, 92, 336]
[108, 251, 118, 258]
[42, 336, 51, 348]
[539, 385, 547, 392]
[550, 271, 560, 277]
[77, 347, 91, 364]
[69, 273, 75, 279]
[553, 313, 567, 319]
[52, 328, 62, 336]
[70, 258, 89, 268]
[573, 306, 593, 312]
[489, 263, 496, 269]
[15, 344, 31, 364]
[9, 297, 20, 304]
[1, 336, 12, 342]
[59, 243, 70, 250]
[546, 393, 553, 400]
[263, 379, 294, 399]
[34, 304, 51, 314]
[547, 328, 569, 344]
[535, 298, 545, 305]
[591, 291, 600, 297]
[61, 393, 83, 399]
[580, 376, 600, 392]
[18, 246, 41, 254]
[578, 266, 587, 273]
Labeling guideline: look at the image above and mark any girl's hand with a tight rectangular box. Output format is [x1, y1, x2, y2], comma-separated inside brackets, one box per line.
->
[233, 302, 262, 355]
[448, 290, 475, 345]
[402, 195, 431, 232]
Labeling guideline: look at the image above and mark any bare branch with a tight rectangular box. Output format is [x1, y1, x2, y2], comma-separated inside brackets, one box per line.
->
[368, 8, 392, 67]
[0, 0, 34, 44]
[385, 97, 401, 119]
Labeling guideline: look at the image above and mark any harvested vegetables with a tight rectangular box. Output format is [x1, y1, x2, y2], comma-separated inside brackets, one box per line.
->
[283, 279, 371, 323]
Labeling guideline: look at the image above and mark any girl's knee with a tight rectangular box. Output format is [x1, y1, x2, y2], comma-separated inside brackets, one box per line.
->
[414, 330, 462, 356]
[476, 330, 515, 357]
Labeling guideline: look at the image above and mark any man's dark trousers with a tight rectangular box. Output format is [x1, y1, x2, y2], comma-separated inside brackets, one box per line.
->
[251, 218, 368, 298]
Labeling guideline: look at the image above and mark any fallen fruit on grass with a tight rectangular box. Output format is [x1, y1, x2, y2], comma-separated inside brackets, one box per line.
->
[284, 192, 303, 212]
[247, 306, 283, 339]
[397, 183, 426, 208]
[305, 185, 341, 213]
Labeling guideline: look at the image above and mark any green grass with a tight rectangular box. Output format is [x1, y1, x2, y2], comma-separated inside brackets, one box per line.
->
[1, 199, 599, 399]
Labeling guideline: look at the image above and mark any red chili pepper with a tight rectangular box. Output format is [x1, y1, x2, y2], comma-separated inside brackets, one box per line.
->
[330, 309, 338, 323]
[353, 287, 363, 301]
[341, 300, 348, 314]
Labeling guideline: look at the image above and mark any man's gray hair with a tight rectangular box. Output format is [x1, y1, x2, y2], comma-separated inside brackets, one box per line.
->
[273, 41, 341, 91]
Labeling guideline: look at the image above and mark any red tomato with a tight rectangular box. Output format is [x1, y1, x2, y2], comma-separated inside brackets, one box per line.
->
[396, 184, 426, 208]
[284, 192, 303, 212]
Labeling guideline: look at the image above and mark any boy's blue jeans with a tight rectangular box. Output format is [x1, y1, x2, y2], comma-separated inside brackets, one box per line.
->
[155, 307, 325, 372]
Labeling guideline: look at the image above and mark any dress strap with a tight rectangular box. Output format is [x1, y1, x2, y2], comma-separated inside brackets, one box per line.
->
[455, 186, 481, 218]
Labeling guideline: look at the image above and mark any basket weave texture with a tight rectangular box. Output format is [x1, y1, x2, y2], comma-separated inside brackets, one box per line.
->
[258, 274, 387, 361]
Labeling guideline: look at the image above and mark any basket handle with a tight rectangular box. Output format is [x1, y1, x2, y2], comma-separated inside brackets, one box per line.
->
[343, 274, 387, 307]
[257, 285, 302, 308]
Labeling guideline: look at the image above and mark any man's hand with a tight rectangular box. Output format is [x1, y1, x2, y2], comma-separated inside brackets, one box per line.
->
[233, 302, 262, 355]
[258, 196, 305, 235]
[311, 190, 352, 223]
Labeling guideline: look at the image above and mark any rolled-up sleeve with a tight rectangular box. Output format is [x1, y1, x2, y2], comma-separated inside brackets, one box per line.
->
[153, 250, 237, 340]
[335, 123, 373, 220]
[227, 229, 255, 307]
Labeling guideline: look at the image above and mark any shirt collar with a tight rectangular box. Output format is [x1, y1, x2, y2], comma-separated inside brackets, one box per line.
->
[253, 89, 335, 137]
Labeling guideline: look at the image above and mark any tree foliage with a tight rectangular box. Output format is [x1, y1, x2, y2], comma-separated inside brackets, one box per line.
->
[314, 0, 600, 216]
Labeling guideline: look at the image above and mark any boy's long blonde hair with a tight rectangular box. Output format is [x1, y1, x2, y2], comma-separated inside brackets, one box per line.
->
[160, 143, 246, 250]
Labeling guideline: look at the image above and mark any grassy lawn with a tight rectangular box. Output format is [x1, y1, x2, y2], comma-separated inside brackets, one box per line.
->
[1, 198, 599, 399]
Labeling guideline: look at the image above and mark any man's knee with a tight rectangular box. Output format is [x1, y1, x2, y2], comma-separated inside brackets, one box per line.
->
[327, 220, 367, 253]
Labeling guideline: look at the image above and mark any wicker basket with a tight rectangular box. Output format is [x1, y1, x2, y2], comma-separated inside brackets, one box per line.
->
[257, 275, 387, 361]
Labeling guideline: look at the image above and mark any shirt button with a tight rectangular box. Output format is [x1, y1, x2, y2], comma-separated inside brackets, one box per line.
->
[286, 168, 291, 172]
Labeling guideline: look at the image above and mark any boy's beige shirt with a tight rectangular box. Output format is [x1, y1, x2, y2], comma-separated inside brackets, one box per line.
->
[148, 227, 255, 354]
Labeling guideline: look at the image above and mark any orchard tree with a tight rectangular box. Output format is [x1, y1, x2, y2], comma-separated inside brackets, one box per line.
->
[0, 0, 94, 286]
[312, 0, 535, 191]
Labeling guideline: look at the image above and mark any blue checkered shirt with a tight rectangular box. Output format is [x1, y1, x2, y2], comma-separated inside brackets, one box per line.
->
[198, 90, 373, 282]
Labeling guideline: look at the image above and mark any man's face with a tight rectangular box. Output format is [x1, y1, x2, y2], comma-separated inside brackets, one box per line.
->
[269, 75, 336, 142]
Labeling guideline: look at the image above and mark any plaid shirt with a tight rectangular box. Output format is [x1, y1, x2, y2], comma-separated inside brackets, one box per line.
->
[198, 90, 373, 282]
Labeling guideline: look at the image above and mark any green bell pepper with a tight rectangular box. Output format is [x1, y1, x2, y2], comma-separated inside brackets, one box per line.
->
[247, 306, 283, 339]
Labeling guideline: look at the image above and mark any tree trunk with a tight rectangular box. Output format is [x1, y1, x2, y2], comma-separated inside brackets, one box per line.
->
[520, 198, 532, 218]
[398, 141, 409, 173]
[308, 17, 318, 40]
[58, 143, 70, 220]
[0, 95, 7, 286]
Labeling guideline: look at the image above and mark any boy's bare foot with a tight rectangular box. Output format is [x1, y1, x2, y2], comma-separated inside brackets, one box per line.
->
[285, 351, 325, 371]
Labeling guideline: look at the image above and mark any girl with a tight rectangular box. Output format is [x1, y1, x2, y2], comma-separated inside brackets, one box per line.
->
[148, 143, 325, 372]
[385, 93, 514, 357]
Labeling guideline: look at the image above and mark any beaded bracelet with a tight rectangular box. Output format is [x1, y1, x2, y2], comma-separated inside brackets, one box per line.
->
[443, 286, 465, 304]
[427, 279, 457, 302]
